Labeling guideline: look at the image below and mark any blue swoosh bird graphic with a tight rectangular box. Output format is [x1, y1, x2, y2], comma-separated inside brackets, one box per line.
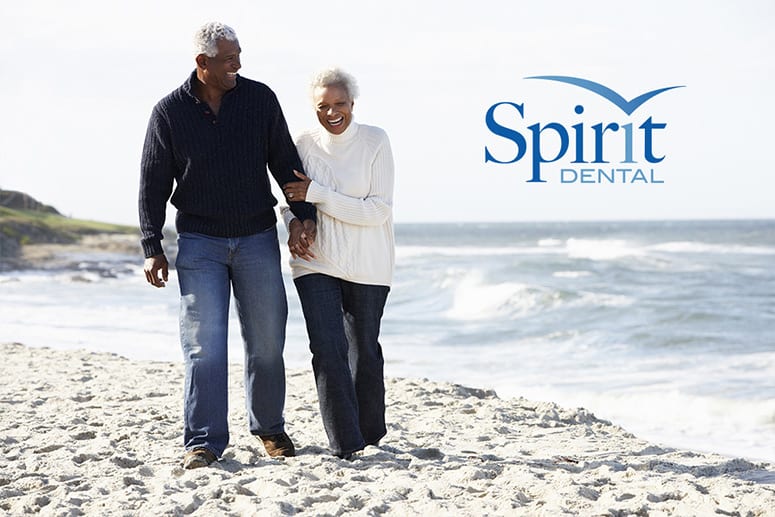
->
[525, 76, 684, 115]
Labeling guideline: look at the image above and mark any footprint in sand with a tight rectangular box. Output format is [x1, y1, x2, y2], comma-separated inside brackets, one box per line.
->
[71, 431, 97, 441]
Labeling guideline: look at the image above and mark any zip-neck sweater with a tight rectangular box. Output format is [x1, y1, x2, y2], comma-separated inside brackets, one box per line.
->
[282, 120, 395, 286]
[139, 71, 316, 258]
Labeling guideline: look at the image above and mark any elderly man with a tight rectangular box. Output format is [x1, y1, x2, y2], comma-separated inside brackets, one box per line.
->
[139, 22, 316, 469]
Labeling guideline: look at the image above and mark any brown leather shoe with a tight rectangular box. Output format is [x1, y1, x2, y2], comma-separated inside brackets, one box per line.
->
[182, 447, 218, 469]
[259, 432, 295, 457]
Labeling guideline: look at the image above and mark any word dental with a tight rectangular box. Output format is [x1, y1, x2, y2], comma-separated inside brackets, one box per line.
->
[484, 102, 667, 184]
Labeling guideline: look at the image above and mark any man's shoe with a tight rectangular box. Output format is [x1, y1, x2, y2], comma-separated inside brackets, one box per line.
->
[259, 432, 295, 457]
[182, 447, 218, 469]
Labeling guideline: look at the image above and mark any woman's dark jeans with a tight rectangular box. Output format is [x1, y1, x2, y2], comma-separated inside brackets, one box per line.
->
[294, 273, 389, 456]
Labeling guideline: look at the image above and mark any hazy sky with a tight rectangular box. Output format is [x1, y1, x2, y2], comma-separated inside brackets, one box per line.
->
[1, 1, 772, 225]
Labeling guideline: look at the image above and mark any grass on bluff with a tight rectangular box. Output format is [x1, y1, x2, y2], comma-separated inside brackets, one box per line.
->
[0, 206, 137, 245]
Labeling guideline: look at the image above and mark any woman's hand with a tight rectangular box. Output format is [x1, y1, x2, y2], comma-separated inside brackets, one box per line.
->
[283, 170, 312, 202]
[288, 218, 316, 261]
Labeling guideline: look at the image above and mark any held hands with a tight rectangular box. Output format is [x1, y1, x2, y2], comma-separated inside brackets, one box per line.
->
[144, 254, 169, 288]
[283, 170, 312, 202]
[283, 170, 316, 259]
[288, 218, 317, 261]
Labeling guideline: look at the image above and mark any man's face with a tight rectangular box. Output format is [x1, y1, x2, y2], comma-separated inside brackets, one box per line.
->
[201, 38, 241, 92]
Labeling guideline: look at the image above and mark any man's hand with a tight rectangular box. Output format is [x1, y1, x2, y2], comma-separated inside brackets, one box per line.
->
[144, 254, 169, 287]
[288, 219, 316, 261]
[302, 219, 317, 245]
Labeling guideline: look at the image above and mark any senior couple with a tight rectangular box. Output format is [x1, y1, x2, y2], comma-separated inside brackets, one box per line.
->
[139, 22, 394, 469]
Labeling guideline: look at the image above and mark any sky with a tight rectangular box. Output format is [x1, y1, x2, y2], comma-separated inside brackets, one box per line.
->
[1, 0, 773, 225]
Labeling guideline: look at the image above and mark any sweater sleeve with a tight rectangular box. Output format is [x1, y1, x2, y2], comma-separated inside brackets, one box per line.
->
[279, 205, 297, 230]
[264, 90, 317, 223]
[305, 133, 394, 226]
[138, 105, 176, 258]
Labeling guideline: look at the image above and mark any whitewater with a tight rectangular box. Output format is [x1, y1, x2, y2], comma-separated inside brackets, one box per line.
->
[1, 219, 773, 463]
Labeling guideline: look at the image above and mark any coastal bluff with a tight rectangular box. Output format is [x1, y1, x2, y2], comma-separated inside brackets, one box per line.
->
[0, 189, 138, 270]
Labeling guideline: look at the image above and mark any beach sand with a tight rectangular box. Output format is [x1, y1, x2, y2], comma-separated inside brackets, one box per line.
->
[1, 342, 773, 516]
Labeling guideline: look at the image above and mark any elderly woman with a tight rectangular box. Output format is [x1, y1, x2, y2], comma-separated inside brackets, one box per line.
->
[281, 67, 395, 459]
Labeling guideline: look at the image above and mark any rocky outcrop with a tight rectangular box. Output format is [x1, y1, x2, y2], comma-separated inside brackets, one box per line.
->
[0, 189, 61, 214]
[0, 190, 137, 270]
[0, 233, 20, 258]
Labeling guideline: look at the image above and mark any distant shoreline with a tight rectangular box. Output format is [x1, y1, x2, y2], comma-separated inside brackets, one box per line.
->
[0, 233, 142, 272]
[1, 190, 139, 271]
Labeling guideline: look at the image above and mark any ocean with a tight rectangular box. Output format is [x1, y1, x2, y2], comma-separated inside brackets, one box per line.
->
[1, 220, 773, 463]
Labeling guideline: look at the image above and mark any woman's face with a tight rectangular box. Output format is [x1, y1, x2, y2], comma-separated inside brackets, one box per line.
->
[314, 85, 354, 135]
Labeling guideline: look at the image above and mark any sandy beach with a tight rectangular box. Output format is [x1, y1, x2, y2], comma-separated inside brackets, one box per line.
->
[1, 342, 773, 516]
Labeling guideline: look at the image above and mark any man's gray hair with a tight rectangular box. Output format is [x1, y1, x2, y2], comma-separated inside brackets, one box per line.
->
[194, 22, 238, 57]
[310, 67, 360, 102]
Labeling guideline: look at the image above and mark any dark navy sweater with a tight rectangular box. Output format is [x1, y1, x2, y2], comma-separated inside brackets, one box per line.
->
[139, 71, 315, 258]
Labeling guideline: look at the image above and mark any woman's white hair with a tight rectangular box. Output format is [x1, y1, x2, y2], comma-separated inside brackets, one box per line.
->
[194, 22, 238, 57]
[310, 67, 359, 103]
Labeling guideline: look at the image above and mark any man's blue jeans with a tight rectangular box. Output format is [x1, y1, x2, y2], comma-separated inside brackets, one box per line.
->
[293, 273, 390, 457]
[175, 228, 288, 456]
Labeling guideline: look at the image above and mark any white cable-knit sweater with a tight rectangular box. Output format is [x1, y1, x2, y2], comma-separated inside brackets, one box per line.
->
[281, 121, 395, 286]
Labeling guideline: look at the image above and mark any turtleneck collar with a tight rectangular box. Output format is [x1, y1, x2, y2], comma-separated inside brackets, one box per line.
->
[320, 119, 359, 145]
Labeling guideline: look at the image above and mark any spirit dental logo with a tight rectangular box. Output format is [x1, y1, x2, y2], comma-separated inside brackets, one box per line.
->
[484, 76, 684, 184]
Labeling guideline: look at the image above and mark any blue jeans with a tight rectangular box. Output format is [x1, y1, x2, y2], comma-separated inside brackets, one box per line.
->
[175, 228, 288, 456]
[293, 273, 390, 456]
